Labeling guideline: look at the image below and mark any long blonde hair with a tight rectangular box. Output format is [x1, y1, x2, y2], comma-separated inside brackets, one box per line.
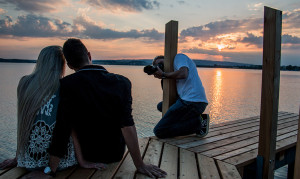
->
[16, 46, 66, 157]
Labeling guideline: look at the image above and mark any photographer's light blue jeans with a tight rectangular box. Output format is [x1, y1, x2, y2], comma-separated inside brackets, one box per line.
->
[153, 98, 207, 138]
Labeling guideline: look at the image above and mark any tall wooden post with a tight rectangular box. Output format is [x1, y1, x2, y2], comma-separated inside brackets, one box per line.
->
[162, 20, 178, 116]
[294, 106, 300, 179]
[257, 6, 282, 179]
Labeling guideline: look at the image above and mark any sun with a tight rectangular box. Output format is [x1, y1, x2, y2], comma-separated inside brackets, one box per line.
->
[217, 44, 225, 51]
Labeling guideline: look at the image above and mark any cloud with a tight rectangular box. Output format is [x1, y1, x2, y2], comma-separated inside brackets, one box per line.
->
[0, 14, 163, 41]
[0, 0, 68, 13]
[182, 47, 262, 64]
[179, 10, 300, 42]
[248, 3, 263, 11]
[238, 33, 300, 48]
[72, 14, 163, 40]
[283, 10, 300, 28]
[177, 1, 185, 5]
[0, 14, 72, 37]
[180, 18, 263, 41]
[239, 33, 263, 47]
[82, 0, 159, 12]
[282, 34, 300, 44]
[0, 8, 6, 14]
[180, 14, 300, 50]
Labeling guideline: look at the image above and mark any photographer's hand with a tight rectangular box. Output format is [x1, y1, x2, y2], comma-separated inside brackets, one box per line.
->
[153, 66, 164, 79]
[154, 67, 188, 80]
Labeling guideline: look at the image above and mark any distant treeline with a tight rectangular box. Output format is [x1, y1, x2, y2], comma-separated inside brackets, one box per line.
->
[195, 64, 263, 69]
[203, 64, 300, 71]
[0, 58, 299, 71]
[0, 58, 36, 63]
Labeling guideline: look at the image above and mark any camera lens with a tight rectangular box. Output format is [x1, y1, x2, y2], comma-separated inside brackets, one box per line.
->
[143, 65, 158, 75]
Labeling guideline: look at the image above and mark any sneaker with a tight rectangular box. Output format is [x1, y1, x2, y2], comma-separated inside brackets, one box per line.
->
[196, 114, 210, 138]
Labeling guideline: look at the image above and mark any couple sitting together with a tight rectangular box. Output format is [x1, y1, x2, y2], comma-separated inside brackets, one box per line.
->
[0, 38, 208, 178]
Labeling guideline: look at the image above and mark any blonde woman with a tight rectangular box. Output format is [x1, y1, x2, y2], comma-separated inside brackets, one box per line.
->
[0, 46, 105, 173]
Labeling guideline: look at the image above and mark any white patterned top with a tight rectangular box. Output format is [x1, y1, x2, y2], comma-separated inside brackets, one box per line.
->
[17, 91, 77, 170]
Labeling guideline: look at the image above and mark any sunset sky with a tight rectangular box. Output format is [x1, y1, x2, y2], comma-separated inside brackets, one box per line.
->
[0, 0, 300, 65]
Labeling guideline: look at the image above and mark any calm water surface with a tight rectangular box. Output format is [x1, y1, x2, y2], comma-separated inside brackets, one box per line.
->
[0, 63, 299, 161]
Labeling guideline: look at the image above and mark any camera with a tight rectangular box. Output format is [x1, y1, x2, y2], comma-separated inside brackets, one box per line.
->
[143, 63, 164, 75]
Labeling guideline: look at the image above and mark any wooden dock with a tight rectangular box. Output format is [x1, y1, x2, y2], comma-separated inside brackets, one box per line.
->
[0, 111, 298, 179]
[156, 111, 299, 178]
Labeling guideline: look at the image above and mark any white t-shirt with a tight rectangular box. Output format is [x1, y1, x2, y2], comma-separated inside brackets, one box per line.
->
[174, 54, 208, 103]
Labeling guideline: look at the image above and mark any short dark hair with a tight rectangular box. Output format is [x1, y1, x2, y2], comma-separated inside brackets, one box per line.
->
[63, 38, 89, 68]
[153, 55, 164, 65]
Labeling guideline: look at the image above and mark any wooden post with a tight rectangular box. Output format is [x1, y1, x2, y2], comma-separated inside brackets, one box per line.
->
[294, 106, 300, 179]
[257, 6, 282, 179]
[162, 20, 178, 116]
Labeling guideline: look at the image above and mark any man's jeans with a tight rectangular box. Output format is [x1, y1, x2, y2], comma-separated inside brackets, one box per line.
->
[153, 98, 207, 138]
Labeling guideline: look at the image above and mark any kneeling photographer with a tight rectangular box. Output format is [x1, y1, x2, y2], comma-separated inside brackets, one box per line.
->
[144, 54, 209, 138]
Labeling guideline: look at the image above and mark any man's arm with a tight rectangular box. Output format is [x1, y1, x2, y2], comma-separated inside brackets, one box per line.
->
[71, 130, 106, 170]
[154, 66, 188, 79]
[121, 125, 167, 178]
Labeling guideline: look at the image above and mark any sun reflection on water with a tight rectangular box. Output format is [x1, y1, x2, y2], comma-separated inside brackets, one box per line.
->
[209, 70, 223, 123]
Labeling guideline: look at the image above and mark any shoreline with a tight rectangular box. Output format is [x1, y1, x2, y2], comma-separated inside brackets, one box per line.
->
[1, 59, 299, 71]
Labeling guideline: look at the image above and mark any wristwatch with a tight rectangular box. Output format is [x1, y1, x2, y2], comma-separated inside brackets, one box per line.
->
[162, 72, 166, 79]
[44, 166, 56, 177]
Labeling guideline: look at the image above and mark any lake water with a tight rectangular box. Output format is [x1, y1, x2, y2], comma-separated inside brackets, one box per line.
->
[0, 63, 299, 161]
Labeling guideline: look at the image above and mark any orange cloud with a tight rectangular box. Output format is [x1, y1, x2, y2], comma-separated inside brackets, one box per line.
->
[0, 37, 163, 60]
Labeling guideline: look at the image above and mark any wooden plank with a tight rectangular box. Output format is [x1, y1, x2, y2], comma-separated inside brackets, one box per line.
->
[92, 147, 129, 179]
[190, 130, 259, 153]
[136, 139, 164, 179]
[276, 130, 297, 141]
[211, 115, 261, 129]
[91, 162, 120, 179]
[190, 122, 298, 153]
[213, 130, 297, 161]
[275, 135, 297, 153]
[113, 138, 149, 179]
[210, 113, 296, 132]
[209, 114, 297, 136]
[197, 154, 220, 179]
[224, 148, 258, 168]
[158, 116, 262, 144]
[0, 167, 28, 179]
[294, 107, 300, 179]
[68, 168, 95, 179]
[202, 136, 259, 158]
[177, 116, 298, 149]
[177, 125, 259, 149]
[209, 121, 259, 137]
[155, 112, 294, 144]
[213, 132, 296, 162]
[0, 168, 11, 175]
[162, 20, 178, 116]
[258, 6, 282, 179]
[224, 135, 298, 167]
[159, 143, 178, 179]
[155, 135, 194, 144]
[215, 143, 258, 161]
[179, 149, 198, 179]
[56, 166, 77, 179]
[70, 147, 131, 178]
[216, 160, 241, 179]
[210, 111, 290, 129]
[199, 124, 298, 157]
[168, 114, 298, 148]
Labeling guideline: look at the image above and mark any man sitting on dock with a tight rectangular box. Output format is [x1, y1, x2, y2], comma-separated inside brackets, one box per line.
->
[151, 54, 209, 138]
[46, 38, 167, 178]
